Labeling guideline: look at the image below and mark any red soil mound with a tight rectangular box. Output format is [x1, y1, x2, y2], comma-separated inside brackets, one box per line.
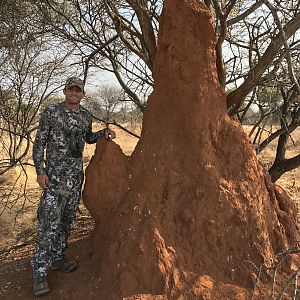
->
[82, 0, 300, 299]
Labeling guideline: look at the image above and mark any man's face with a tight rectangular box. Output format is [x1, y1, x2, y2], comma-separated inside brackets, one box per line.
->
[64, 86, 85, 106]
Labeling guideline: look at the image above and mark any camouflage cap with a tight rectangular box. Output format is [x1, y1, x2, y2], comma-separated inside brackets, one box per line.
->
[65, 77, 84, 91]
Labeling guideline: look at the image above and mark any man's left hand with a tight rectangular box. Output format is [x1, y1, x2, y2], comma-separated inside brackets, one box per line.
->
[105, 128, 116, 140]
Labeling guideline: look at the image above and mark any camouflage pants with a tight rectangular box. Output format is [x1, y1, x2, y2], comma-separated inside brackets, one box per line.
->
[31, 169, 83, 279]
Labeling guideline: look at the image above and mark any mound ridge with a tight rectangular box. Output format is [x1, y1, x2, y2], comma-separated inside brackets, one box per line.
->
[82, 0, 299, 298]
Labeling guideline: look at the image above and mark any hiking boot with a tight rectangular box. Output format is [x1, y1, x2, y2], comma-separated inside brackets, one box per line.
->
[51, 259, 78, 273]
[33, 276, 50, 297]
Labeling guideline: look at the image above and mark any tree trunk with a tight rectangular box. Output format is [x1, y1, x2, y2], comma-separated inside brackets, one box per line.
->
[269, 155, 300, 182]
[226, 11, 300, 108]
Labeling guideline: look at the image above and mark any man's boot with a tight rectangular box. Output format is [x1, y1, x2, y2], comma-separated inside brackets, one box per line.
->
[51, 259, 78, 273]
[33, 276, 50, 297]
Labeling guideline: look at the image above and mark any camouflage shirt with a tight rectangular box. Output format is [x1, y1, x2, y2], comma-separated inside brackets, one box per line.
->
[33, 102, 104, 175]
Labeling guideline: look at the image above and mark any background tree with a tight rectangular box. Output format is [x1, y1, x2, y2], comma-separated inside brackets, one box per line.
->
[36, 0, 162, 111]
[84, 85, 124, 121]
[211, 0, 300, 181]
[0, 0, 80, 215]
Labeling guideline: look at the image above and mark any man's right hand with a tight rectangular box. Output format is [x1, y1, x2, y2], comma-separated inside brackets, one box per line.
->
[37, 174, 49, 189]
[104, 128, 116, 140]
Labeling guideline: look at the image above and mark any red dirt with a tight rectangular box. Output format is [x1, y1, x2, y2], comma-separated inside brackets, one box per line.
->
[82, 0, 300, 298]
[1, 0, 299, 299]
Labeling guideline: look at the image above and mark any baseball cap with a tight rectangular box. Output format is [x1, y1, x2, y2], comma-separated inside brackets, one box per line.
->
[65, 77, 84, 91]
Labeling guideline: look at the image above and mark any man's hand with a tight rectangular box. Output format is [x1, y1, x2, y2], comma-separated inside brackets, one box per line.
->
[105, 128, 116, 140]
[37, 174, 49, 189]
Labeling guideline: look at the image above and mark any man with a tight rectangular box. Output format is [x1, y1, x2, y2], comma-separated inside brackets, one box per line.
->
[31, 77, 116, 297]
